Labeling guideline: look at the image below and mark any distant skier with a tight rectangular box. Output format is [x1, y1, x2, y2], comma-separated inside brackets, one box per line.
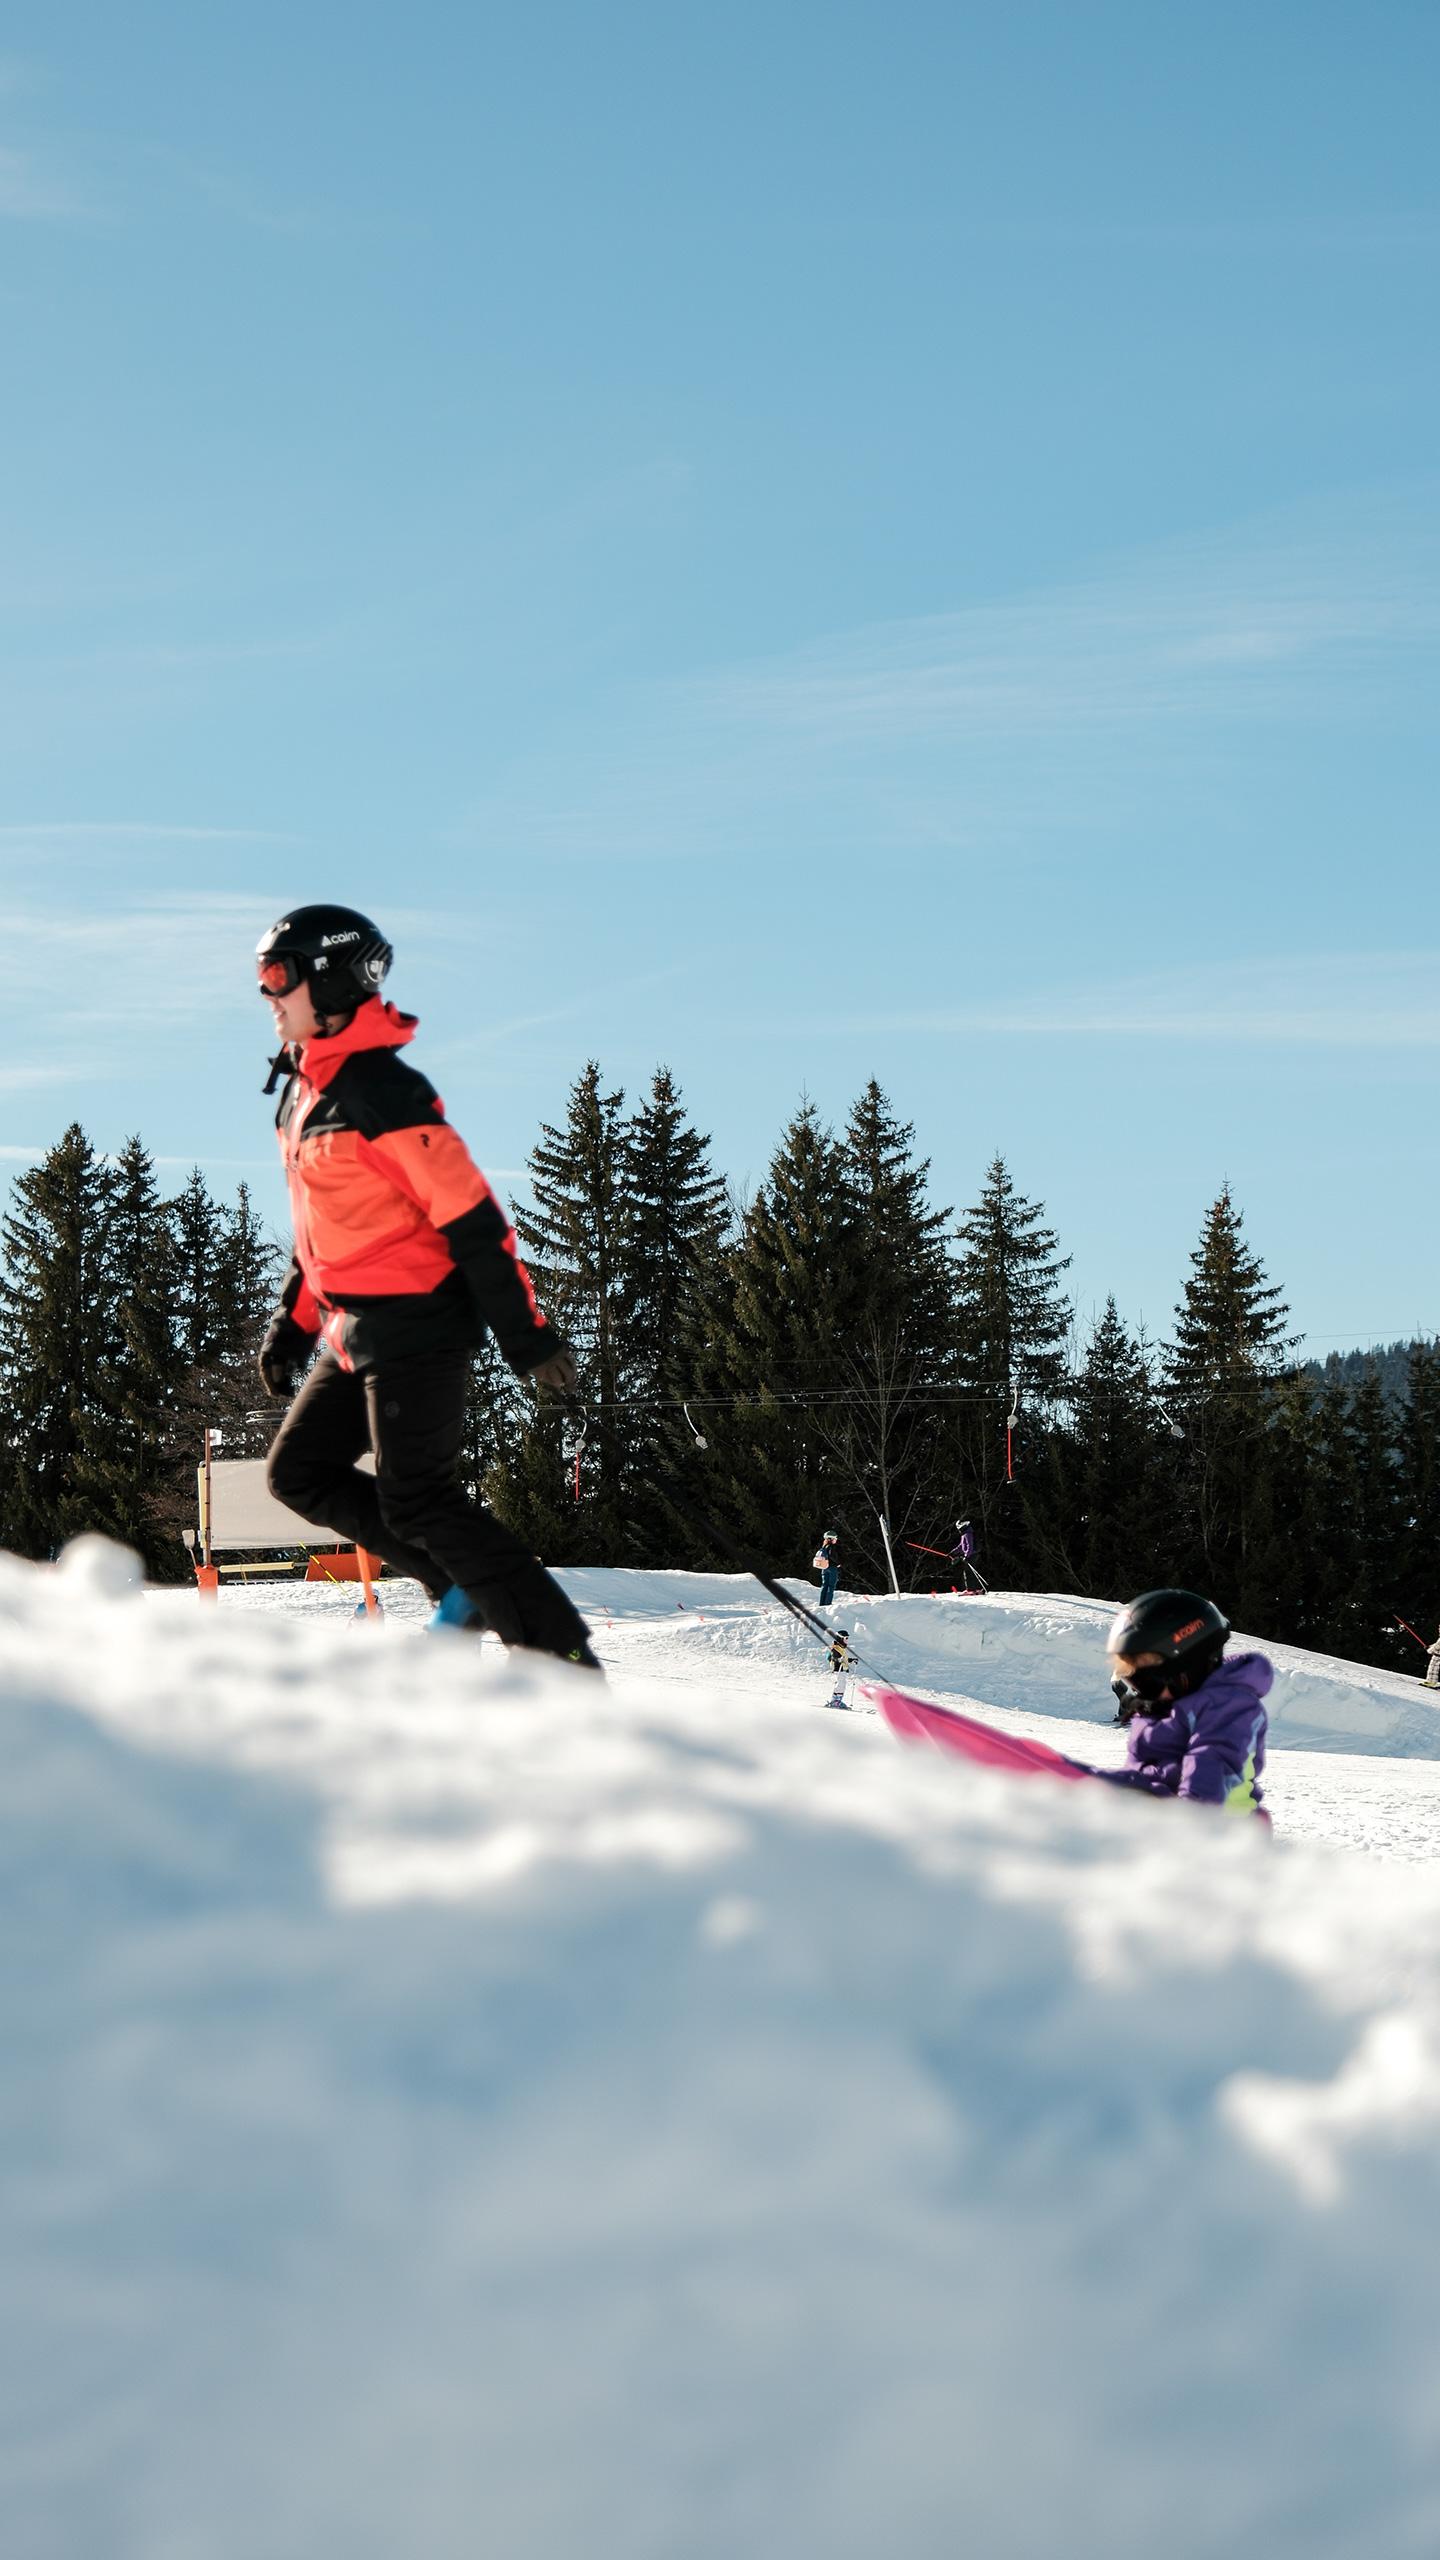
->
[253, 902, 599, 1669]
[949, 1518, 986, 1594]
[813, 1530, 840, 1607]
[1426, 1626, 1440, 1690]
[825, 1629, 856, 1710]
[1091, 1588, 1271, 1821]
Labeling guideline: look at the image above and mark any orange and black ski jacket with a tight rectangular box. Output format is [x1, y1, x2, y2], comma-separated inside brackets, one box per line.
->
[272, 999, 559, 1375]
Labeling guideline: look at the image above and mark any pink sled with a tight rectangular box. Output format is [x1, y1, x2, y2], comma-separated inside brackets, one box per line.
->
[868, 1686, 1092, 1782]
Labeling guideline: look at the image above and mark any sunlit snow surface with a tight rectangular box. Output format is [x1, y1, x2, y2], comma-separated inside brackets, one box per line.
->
[8, 1544, 1440, 2560]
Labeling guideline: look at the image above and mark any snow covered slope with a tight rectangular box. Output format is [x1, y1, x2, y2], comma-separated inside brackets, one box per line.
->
[8, 1541, 1440, 2559]
[563, 1567, 1440, 1754]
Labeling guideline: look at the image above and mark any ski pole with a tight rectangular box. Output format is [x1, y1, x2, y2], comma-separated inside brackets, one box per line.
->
[566, 1397, 864, 1667]
[1392, 1611, 1430, 1654]
[906, 1537, 990, 1593]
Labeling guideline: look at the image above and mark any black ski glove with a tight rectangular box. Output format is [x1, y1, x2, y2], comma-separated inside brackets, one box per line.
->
[258, 1311, 315, 1401]
[528, 1346, 579, 1396]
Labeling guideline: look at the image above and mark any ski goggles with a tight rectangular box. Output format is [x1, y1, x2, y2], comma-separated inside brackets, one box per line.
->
[257, 952, 306, 997]
[1109, 1660, 1173, 1712]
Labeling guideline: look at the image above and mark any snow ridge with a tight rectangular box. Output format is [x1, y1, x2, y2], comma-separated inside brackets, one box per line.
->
[6, 1544, 1440, 2559]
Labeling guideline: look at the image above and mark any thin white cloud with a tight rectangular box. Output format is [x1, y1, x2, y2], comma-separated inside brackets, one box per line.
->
[0, 822, 296, 844]
[694, 509, 1437, 745]
[0, 1064, 85, 1089]
[937, 213, 1440, 258]
[0, 894, 278, 1028]
[431, 966, 692, 1064]
[0, 894, 474, 1047]
[805, 954, 1440, 1049]
[460, 486, 1440, 861]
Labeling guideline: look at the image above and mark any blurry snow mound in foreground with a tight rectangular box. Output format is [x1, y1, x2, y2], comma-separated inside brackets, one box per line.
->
[7, 1540, 1440, 2560]
[565, 1566, 1440, 1754]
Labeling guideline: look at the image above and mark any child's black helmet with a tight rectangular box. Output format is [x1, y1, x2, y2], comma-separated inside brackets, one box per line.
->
[257, 903, 393, 1014]
[1107, 1588, 1230, 1710]
[1108, 1588, 1229, 1663]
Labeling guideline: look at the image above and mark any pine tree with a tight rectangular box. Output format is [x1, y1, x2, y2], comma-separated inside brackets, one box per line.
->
[509, 1063, 628, 1557]
[699, 1102, 865, 1573]
[1306, 1378, 1364, 1654]
[87, 1136, 184, 1571]
[949, 1156, 1072, 1581]
[1165, 1186, 1295, 1613]
[613, 1067, 730, 1559]
[843, 1082, 954, 1347]
[151, 1178, 284, 1562]
[169, 1167, 231, 1369]
[1244, 1370, 1325, 1649]
[0, 1125, 117, 1556]
[619, 1068, 729, 1400]
[517, 1061, 627, 1402]
[1396, 1342, 1440, 1661]
[801, 1084, 958, 1589]
[208, 1181, 282, 1445]
[1343, 1364, 1403, 1665]
[1063, 1298, 1169, 1600]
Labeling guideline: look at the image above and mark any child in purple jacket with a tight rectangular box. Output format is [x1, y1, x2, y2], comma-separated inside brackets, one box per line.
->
[1098, 1587, 1271, 1820]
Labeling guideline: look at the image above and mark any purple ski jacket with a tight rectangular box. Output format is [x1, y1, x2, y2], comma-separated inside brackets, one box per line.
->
[1097, 1651, 1272, 1815]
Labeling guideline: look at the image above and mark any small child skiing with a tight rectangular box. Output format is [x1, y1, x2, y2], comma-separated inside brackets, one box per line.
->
[949, 1518, 986, 1594]
[825, 1629, 856, 1710]
[1094, 1587, 1271, 1820]
[813, 1530, 840, 1607]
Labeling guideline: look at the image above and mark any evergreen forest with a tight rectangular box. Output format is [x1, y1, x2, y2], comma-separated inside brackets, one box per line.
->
[1, 1078, 1435, 1673]
[0, 1127, 279, 1580]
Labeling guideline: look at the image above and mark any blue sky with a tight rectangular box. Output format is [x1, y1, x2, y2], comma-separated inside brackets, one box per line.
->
[1, 0, 1437, 1356]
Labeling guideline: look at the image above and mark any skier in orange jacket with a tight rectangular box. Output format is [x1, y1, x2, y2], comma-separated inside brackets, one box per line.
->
[255, 902, 598, 1667]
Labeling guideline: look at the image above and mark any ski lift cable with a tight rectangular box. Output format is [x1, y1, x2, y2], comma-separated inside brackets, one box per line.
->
[520, 1369, 1301, 1420]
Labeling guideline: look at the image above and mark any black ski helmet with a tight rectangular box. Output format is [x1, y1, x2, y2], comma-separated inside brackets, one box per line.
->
[256, 903, 393, 1017]
[1106, 1587, 1230, 1709]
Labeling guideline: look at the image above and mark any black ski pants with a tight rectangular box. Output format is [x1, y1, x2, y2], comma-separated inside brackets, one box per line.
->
[266, 1349, 597, 1667]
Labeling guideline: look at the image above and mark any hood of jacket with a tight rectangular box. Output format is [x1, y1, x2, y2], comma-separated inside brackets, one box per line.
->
[294, 998, 418, 1091]
[1195, 1650, 1274, 1708]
